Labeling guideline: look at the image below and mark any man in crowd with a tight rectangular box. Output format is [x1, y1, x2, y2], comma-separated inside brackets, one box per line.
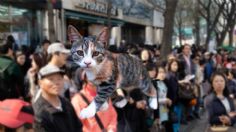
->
[0, 40, 24, 100]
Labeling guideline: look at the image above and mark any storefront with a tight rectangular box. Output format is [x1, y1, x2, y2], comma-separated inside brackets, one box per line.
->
[62, 0, 124, 45]
[0, 0, 62, 49]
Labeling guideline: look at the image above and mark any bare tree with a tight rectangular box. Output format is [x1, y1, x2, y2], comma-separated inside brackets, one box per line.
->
[198, 0, 226, 48]
[214, 0, 236, 47]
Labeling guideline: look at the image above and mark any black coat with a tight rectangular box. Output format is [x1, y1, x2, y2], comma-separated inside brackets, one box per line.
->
[33, 95, 83, 132]
[208, 95, 236, 126]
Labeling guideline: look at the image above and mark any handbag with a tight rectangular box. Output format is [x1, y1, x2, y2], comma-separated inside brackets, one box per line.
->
[178, 83, 195, 100]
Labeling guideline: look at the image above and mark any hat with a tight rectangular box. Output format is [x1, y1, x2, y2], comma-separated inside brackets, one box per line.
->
[38, 64, 65, 80]
[47, 43, 70, 54]
[0, 99, 34, 128]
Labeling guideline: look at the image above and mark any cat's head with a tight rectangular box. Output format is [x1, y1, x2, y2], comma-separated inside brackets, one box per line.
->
[68, 25, 108, 69]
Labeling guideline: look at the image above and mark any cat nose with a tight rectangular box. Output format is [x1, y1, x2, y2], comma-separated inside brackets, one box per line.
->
[84, 62, 91, 66]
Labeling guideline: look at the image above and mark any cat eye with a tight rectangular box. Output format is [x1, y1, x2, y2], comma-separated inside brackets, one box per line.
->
[92, 51, 100, 57]
[77, 50, 84, 56]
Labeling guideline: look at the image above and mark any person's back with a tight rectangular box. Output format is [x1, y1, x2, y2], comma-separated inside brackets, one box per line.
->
[0, 41, 24, 100]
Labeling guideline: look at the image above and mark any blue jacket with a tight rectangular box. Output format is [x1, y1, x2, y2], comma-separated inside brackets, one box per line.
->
[208, 95, 236, 126]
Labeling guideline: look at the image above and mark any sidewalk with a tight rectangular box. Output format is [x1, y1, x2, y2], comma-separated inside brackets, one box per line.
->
[180, 109, 209, 132]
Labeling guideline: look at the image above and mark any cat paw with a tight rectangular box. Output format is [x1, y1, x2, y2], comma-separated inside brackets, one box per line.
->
[79, 101, 97, 119]
[99, 101, 109, 111]
[114, 98, 128, 108]
[149, 97, 158, 109]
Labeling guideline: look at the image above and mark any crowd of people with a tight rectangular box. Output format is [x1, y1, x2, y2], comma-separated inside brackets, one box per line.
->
[1, 35, 236, 132]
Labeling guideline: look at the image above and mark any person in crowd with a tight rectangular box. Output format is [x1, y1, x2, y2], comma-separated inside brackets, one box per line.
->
[165, 59, 182, 132]
[15, 50, 27, 77]
[0, 99, 34, 132]
[39, 39, 51, 62]
[47, 42, 71, 98]
[140, 49, 153, 66]
[25, 52, 47, 102]
[33, 64, 83, 132]
[0, 40, 24, 100]
[207, 72, 236, 126]
[71, 81, 117, 132]
[178, 44, 196, 80]
[153, 65, 172, 132]
[7, 35, 18, 52]
[225, 69, 236, 99]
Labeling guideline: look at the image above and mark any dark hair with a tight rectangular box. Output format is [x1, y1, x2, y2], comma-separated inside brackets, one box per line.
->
[42, 39, 51, 45]
[210, 71, 229, 97]
[167, 59, 179, 72]
[32, 53, 47, 70]
[0, 40, 13, 54]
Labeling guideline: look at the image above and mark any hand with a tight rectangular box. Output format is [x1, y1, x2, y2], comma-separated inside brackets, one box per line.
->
[219, 115, 231, 125]
[27, 67, 37, 79]
[79, 101, 97, 119]
[228, 112, 236, 118]
[136, 100, 146, 109]
[166, 98, 172, 106]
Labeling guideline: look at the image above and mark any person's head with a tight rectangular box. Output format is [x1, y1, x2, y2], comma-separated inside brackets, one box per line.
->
[156, 66, 166, 80]
[210, 72, 229, 97]
[41, 39, 51, 52]
[0, 99, 34, 131]
[15, 51, 26, 66]
[167, 59, 179, 73]
[0, 40, 14, 58]
[140, 49, 151, 62]
[31, 52, 47, 71]
[7, 35, 15, 43]
[225, 69, 235, 80]
[146, 63, 157, 79]
[182, 44, 191, 56]
[47, 43, 70, 67]
[38, 64, 65, 96]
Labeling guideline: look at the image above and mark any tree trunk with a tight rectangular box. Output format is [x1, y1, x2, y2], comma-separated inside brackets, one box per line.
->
[195, 3, 200, 46]
[107, 0, 112, 46]
[160, 0, 178, 59]
[229, 26, 234, 46]
[178, 24, 182, 46]
[47, 0, 56, 42]
[216, 30, 227, 47]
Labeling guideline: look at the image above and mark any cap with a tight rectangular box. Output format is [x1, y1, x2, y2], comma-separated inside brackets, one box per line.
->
[47, 43, 70, 54]
[38, 64, 65, 80]
[0, 99, 34, 128]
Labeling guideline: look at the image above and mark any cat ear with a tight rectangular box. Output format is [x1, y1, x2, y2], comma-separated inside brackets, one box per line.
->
[96, 27, 109, 48]
[68, 25, 83, 44]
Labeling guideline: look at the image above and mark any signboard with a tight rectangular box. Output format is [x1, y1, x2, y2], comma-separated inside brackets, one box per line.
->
[74, 0, 117, 16]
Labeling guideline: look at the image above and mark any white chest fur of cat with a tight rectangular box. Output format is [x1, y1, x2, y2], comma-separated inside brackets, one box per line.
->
[69, 25, 158, 119]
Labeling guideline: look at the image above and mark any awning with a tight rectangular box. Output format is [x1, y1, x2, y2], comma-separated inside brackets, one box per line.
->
[65, 10, 124, 26]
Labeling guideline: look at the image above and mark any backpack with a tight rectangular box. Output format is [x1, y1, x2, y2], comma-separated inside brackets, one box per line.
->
[0, 62, 14, 99]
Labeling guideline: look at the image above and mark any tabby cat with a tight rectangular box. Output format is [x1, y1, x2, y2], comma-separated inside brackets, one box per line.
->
[68, 25, 157, 119]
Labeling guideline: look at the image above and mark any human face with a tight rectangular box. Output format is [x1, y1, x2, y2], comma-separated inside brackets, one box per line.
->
[148, 69, 157, 79]
[171, 61, 178, 72]
[58, 52, 69, 67]
[212, 75, 226, 95]
[141, 50, 149, 61]
[157, 68, 166, 80]
[43, 43, 50, 52]
[183, 45, 191, 56]
[17, 54, 26, 66]
[39, 73, 64, 96]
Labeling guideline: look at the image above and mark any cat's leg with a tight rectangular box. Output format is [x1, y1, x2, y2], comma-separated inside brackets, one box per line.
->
[113, 88, 128, 108]
[79, 81, 115, 119]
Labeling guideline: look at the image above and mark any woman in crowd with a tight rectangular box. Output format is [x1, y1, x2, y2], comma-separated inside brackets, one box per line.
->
[25, 52, 47, 102]
[208, 72, 236, 126]
[153, 65, 172, 132]
[71, 80, 117, 132]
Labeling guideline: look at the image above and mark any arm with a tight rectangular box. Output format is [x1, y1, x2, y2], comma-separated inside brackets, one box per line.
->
[208, 103, 221, 125]
[34, 112, 55, 132]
